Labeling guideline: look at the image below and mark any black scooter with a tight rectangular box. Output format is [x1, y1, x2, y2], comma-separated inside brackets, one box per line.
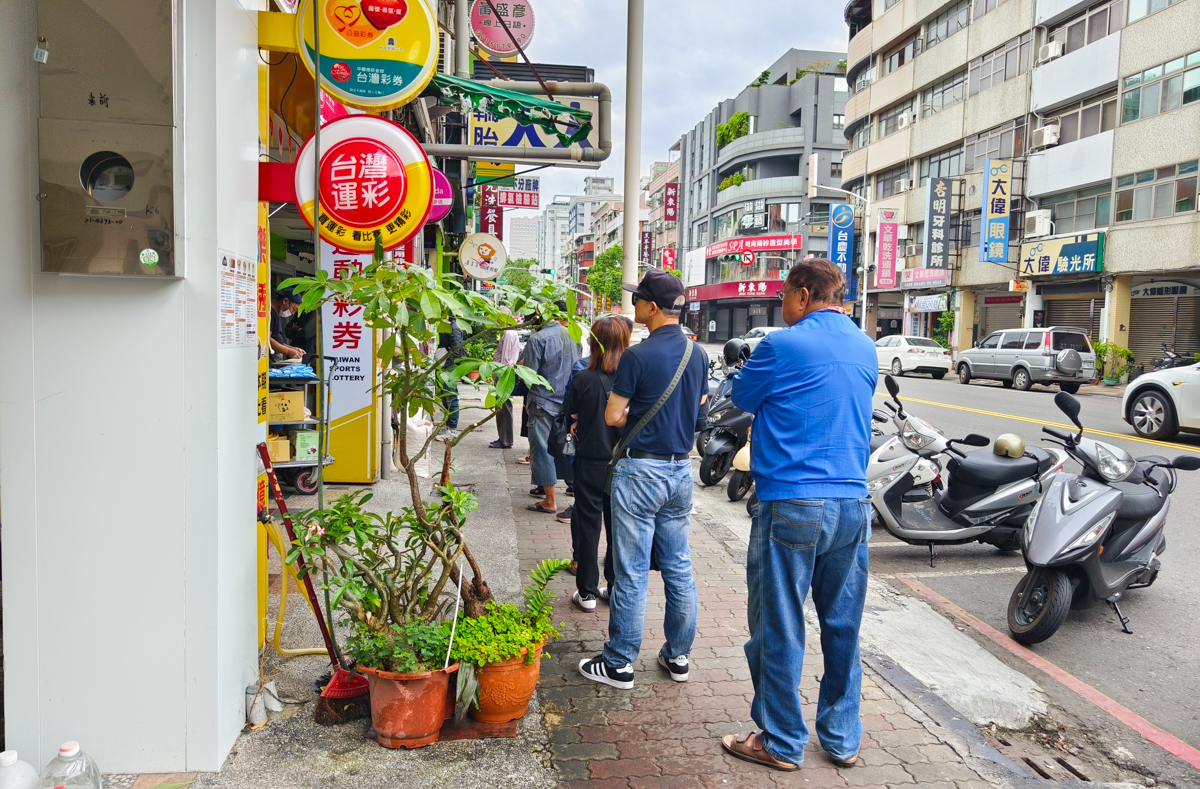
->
[1008, 391, 1200, 644]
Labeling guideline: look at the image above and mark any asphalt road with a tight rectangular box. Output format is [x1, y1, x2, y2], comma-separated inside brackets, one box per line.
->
[870, 373, 1200, 750]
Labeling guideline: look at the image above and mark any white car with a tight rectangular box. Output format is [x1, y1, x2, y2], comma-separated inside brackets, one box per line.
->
[1122, 363, 1200, 440]
[743, 326, 782, 352]
[875, 335, 953, 378]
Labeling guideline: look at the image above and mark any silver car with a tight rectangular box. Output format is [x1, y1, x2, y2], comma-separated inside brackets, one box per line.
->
[956, 326, 1096, 393]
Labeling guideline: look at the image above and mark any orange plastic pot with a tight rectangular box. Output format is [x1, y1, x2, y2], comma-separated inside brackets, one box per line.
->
[469, 644, 543, 723]
[359, 663, 459, 748]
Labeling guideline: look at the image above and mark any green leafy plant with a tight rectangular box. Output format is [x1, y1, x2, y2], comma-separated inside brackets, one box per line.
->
[716, 111, 750, 147]
[748, 69, 772, 88]
[838, 59, 847, 72]
[717, 173, 746, 192]
[346, 620, 452, 674]
[932, 310, 955, 349]
[502, 257, 539, 291]
[1094, 341, 1134, 380]
[585, 245, 624, 304]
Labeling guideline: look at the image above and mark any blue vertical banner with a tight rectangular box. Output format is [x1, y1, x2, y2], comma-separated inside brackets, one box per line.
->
[980, 159, 1012, 263]
[829, 203, 858, 303]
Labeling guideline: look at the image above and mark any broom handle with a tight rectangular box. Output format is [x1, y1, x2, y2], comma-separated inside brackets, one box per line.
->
[257, 442, 340, 666]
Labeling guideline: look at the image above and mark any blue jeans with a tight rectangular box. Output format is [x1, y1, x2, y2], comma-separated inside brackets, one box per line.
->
[746, 498, 871, 766]
[440, 382, 460, 429]
[528, 403, 557, 487]
[603, 458, 697, 668]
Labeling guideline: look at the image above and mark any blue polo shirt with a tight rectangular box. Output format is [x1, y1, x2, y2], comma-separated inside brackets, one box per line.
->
[732, 310, 878, 500]
[612, 325, 708, 455]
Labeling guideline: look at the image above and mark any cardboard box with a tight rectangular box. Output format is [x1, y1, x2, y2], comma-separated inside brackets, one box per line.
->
[267, 437, 291, 463]
[290, 430, 319, 459]
[268, 391, 305, 421]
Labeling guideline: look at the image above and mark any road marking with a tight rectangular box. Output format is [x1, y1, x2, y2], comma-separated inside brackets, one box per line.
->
[892, 566, 1027, 579]
[895, 575, 1200, 771]
[880, 393, 1200, 453]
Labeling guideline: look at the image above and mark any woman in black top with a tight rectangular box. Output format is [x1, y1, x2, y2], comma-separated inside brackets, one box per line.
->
[564, 316, 629, 610]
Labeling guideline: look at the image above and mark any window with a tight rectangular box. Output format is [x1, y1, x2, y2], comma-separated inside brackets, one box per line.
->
[1128, 0, 1186, 23]
[924, 0, 970, 50]
[851, 122, 873, 151]
[1039, 185, 1113, 232]
[1115, 160, 1198, 222]
[882, 38, 917, 76]
[878, 100, 914, 138]
[831, 161, 844, 177]
[1048, 91, 1118, 144]
[922, 70, 967, 118]
[1048, 0, 1124, 57]
[715, 209, 743, 240]
[972, 0, 1012, 20]
[919, 145, 964, 182]
[1001, 332, 1026, 349]
[969, 32, 1034, 96]
[1121, 50, 1200, 123]
[875, 163, 912, 200]
[809, 202, 831, 228]
[954, 209, 982, 247]
[1024, 334, 1043, 349]
[908, 222, 924, 257]
[1052, 332, 1091, 352]
[979, 333, 1001, 349]
[833, 114, 845, 129]
[884, 0, 902, 9]
[964, 118, 1026, 172]
[767, 203, 802, 233]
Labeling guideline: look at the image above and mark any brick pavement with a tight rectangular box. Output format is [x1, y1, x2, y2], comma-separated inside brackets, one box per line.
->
[509, 455, 1003, 789]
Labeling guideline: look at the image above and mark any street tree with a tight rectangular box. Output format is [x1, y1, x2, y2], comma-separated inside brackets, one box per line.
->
[585, 245, 623, 305]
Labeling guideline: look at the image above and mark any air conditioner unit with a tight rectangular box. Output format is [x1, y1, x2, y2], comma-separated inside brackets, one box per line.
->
[1030, 123, 1060, 150]
[855, 76, 871, 92]
[897, 112, 911, 129]
[1024, 209, 1054, 238]
[905, 242, 919, 257]
[897, 224, 910, 240]
[1038, 41, 1064, 65]
[894, 178, 914, 193]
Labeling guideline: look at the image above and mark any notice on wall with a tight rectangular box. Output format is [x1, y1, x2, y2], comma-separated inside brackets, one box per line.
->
[219, 250, 259, 349]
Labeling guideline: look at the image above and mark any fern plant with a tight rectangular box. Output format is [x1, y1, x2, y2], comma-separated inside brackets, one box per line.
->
[524, 558, 572, 619]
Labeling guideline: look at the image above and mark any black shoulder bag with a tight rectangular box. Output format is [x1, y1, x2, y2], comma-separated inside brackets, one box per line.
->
[604, 341, 694, 495]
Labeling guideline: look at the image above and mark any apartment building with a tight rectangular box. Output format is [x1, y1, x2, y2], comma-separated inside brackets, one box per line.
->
[676, 48, 851, 342]
[644, 159, 681, 272]
[593, 200, 626, 257]
[508, 216, 539, 261]
[843, 0, 1200, 365]
[537, 196, 571, 283]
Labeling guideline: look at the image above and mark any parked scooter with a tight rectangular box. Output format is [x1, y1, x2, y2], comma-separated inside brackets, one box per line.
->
[1007, 391, 1200, 644]
[728, 434, 753, 501]
[869, 375, 1067, 566]
[699, 339, 753, 486]
[1151, 342, 1190, 371]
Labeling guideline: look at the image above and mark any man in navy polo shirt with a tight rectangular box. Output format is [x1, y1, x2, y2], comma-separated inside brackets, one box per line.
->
[578, 270, 708, 690]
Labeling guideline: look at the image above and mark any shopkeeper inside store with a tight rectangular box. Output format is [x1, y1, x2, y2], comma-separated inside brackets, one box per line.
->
[270, 290, 305, 360]
[278, 289, 319, 367]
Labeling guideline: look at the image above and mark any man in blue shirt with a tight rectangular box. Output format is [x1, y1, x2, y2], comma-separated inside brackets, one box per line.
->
[578, 270, 708, 690]
[721, 259, 877, 772]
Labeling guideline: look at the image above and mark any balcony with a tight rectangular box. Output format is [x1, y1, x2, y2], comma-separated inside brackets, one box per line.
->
[1027, 131, 1114, 196]
[1031, 33, 1121, 113]
[847, 22, 874, 76]
[715, 127, 806, 171]
[844, 89, 872, 129]
[715, 176, 807, 207]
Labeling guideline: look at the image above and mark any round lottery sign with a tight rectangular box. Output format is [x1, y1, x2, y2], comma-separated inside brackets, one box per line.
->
[296, 0, 438, 111]
[294, 115, 433, 252]
[459, 232, 508, 280]
[427, 167, 454, 224]
[470, 0, 535, 58]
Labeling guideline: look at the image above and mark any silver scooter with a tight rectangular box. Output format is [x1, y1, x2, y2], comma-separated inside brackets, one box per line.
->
[1007, 391, 1200, 644]
[869, 375, 1068, 566]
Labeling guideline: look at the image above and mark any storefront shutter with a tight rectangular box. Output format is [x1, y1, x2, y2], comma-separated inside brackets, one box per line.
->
[1129, 296, 1200, 366]
[982, 303, 1022, 336]
[1045, 298, 1102, 342]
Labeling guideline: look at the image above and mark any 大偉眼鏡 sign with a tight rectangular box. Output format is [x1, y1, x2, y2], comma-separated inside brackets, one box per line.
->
[1019, 233, 1105, 277]
[980, 159, 1012, 264]
[296, 0, 438, 111]
[294, 115, 433, 252]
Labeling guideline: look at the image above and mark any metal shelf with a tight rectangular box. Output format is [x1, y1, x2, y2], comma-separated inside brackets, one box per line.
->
[272, 456, 334, 469]
[270, 419, 319, 426]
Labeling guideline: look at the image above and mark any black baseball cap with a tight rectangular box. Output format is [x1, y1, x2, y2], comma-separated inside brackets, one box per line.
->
[622, 269, 686, 310]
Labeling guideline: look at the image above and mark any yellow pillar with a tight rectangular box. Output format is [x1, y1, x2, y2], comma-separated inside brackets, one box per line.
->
[1106, 275, 1132, 351]
[954, 289, 976, 354]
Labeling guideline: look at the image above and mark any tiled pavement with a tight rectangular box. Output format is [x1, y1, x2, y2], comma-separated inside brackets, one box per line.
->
[509, 456, 1005, 789]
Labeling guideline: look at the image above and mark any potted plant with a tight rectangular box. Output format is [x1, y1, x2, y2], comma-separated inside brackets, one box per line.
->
[450, 559, 570, 723]
[1095, 341, 1134, 386]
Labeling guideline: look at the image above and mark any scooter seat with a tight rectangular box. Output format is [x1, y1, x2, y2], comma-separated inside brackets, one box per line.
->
[870, 434, 890, 452]
[1112, 466, 1171, 520]
[948, 447, 1054, 487]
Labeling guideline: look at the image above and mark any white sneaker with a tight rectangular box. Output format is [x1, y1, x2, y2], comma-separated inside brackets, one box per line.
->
[572, 591, 597, 611]
[598, 586, 610, 602]
[578, 655, 634, 689]
[658, 653, 690, 682]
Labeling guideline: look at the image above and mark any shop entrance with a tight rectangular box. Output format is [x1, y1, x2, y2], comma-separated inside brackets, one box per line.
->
[981, 296, 1023, 336]
[1046, 297, 1102, 342]
[1130, 291, 1200, 365]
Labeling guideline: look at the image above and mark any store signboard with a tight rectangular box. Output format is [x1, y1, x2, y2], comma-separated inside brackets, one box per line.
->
[481, 204, 503, 238]
[1010, 279, 1030, 292]
[471, 0, 535, 57]
[980, 159, 1012, 263]
[901, 267, 948, 289]
[923, 176, 951, 269]
[640, 231, 653, 266]
[469, 98, 600, 164]
[875, 209, 898, 288]
[911, 293, 948, 312]
[664, 182, 679, 222]
[296, 0, 438, 111]
[984, 295, 1023, 305]
[256, 214, 271, 424]
[459, 232, 508, 280]
[1132, 281, 1199, 297]
[497, 189, 539, 208]
[661, 248, 676, 270]
[427, 168, 454, 223]
[1018, 232, 1105, 277]
[513, 175, 540, 193]
[686, 280, 783, 302]
[704, 234, 803, 258]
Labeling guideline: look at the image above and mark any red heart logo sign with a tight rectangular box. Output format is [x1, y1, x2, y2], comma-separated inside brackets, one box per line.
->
[361, 0, 407, 30]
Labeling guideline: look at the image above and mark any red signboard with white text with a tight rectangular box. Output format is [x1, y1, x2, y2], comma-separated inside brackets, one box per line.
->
[704, 234, 803, 258]
[664, 182, 679, 222]
[497, 189, 540, 209]
[661, 248, 676, 270]
[685, 280, 784, 302]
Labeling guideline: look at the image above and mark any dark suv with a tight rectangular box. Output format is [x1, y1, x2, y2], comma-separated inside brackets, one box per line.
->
[956, 326, 1097, 393]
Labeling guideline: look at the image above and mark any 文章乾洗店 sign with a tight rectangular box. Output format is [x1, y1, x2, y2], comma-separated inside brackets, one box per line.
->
[296, 0, 438, 111]
[1018, 232, 1105, 277]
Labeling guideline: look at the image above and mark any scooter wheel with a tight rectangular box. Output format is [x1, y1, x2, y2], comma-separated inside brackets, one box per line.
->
[695, 428, 713, 457]
[293, 467, 320, 495]
[1008, 569, 1073, 645]
[728, 470, 753, 502]
[746, 490, 758, 517]
[699, 453, 731, 486]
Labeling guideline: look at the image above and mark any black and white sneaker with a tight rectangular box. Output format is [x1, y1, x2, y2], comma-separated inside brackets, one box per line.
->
[658, 653, 690, 682]
[597, 586, 610, 603]
[572, 591, 597, 611]
[578, 655, 634, 689]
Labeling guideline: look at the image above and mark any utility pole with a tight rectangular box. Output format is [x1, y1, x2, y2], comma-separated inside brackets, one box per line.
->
[620, 0, 644, 316]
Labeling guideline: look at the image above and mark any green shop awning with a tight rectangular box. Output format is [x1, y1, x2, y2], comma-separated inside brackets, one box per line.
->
[423, 73, 593, 147]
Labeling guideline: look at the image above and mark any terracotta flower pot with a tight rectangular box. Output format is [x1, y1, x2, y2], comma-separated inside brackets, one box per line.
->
[359, 663, 459, 748]
[468, 370, 481, 381]
[470, 644, 543, 723]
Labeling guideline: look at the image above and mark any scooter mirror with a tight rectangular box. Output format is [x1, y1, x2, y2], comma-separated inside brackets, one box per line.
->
[962, 433, 990, 447]
[1170, 455, 1200, 471]
[884, 375, 900, 398]
[1054, 391, 1083, 429]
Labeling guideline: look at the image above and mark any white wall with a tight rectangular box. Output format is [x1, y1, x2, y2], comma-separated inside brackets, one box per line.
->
[1026, 130, 1114, 196]
[1031, 33, 1121, 113]
[0, 0, 261, 772]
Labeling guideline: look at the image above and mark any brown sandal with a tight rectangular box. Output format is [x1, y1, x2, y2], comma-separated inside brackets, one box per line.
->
[831, 754, 858, 767]
[720, 732, 798, 772]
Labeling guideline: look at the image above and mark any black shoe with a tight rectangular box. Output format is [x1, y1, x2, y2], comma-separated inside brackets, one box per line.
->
[578, 655, 634, 689]
[658, 653, 689, 682]
[556, 505, 573, 523]
[529, 486, 545, 497]
[489, 440, 511, 449]
[566, 485, 575, 497]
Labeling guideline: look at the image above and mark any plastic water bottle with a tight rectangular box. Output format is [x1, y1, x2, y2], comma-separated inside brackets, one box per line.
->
[0, 751, 39, 789]
[36, 743, 100, 789]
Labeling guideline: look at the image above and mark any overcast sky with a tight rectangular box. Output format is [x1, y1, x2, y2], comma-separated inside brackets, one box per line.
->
[502, 0, 848, 236]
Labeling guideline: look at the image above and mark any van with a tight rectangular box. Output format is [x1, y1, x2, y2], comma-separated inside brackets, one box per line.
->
[956, 327, 1097, 393]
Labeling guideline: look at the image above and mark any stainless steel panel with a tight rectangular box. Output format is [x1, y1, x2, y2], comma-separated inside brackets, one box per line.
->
[39, 117, 175, 276]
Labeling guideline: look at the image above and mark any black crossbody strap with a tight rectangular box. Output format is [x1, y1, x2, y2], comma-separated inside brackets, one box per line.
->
[605, 341, 694, 494]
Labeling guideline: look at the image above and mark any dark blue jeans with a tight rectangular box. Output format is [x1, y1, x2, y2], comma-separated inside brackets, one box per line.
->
[745, 497, 871, 766]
